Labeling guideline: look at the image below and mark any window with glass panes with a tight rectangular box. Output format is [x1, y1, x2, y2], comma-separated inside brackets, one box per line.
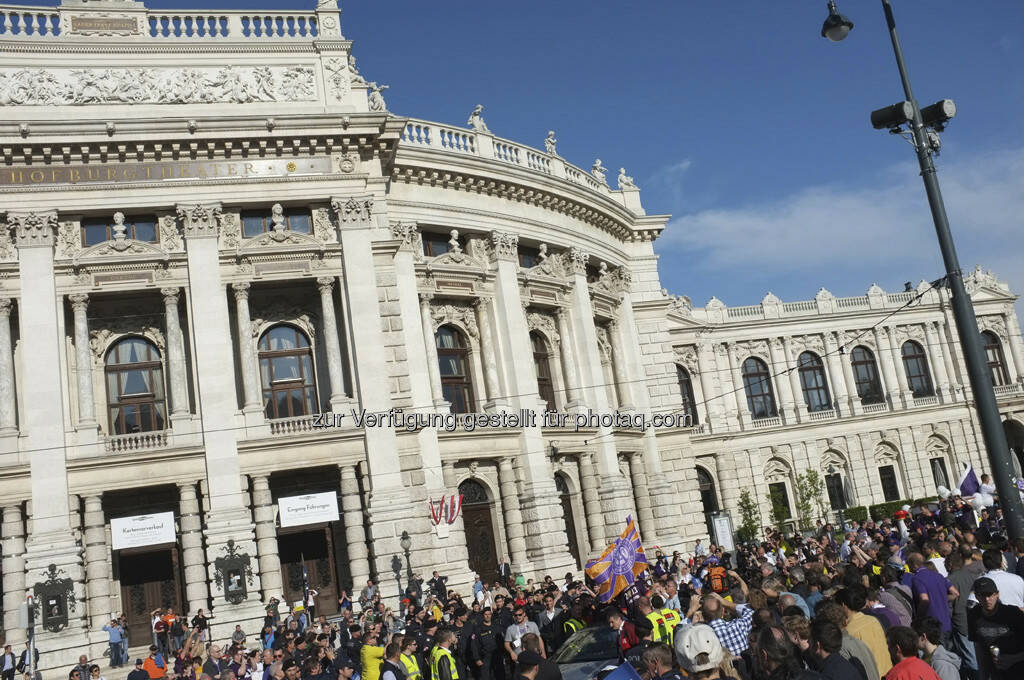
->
[258, 325, 318, 419]
[105, 337, 166, 434]
[768, 482, 791, 520]
[530, 332, 556, 411]
[901, 341, 934, 397]
[982, 331, 1010, 387]
[850, 346, 884, 404]
[518, 246, 541, 269]
[241, 208, 312, 238]
[436, 325, 475, 414]
[878, 465, 900, 502]
[930, 458, 950, 490]
[825, 473, 846, 509]
[798, 352, 832, 412]
[676, 366, 698, 425]
[422, 231, 461, 257]
[742, 357, 777, 419]
[82, 215, 158, 246]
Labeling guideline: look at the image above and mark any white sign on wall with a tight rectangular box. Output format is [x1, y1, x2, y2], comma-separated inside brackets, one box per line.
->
[279, 492, 339, 528]
[111, 512, 176, 550]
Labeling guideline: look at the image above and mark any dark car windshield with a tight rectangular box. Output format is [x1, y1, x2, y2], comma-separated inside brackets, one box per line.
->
[552, 626, 619, 664]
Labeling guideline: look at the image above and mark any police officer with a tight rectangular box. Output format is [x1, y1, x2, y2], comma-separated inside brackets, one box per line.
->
[429, 631, 459, 680]
[468, 608, 503, 680]
[559, 604, 586, 646]
[636, 597, 668, 643]
[649, 596, 680, 644]
[399, 637, 422, 680]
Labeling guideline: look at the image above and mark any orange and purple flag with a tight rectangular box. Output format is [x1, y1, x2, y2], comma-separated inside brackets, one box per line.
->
[585, 516, 649, 603]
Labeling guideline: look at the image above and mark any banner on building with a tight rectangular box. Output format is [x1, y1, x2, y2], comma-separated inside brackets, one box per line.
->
[110, 512, 176, 550]
[278, 492, 339, 528]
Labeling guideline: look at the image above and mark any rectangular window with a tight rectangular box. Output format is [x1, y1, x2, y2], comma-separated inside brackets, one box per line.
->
[518, 246, 540, 268]
[241, 208, 311, 237]
[768, 482, 791, 520]
[930, 458, 949, 490]
[422, 232, 457, 257]
[825, 473, 846, 509]
[878, 465, 900, 502]
[81, 215, 159, 246]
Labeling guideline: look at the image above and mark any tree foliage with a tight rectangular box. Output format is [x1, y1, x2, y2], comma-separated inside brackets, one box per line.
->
[736, 489, 761, 544]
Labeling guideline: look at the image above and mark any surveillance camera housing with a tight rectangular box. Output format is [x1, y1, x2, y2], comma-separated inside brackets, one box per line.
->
[920, 99, 956, 130]
[871, 101, 914, 130]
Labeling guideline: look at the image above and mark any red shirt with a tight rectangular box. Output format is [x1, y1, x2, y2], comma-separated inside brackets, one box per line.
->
[617, 621, 640, 652]
[886, 656, 940, 680]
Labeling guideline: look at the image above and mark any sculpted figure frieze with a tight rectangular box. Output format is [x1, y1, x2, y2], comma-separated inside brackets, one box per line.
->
[0, 66, 316, 107]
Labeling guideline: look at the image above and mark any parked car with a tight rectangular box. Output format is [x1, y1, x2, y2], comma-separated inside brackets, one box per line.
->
[552, 625, 621, 680]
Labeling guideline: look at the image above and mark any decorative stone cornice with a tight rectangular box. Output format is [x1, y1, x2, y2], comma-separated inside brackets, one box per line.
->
[177, 203, 223, 240]
[8, 211, 58, 248]
[569, 247, 589, 275]
[490, 231, 518, 263]
[331, 196, 374, 227]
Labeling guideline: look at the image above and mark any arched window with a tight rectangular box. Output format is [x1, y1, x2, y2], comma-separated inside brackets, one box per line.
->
[530, 332, 556, 412]
[676, 366, 698, 425]
[982, 331, 1010, 387]
[741, 357, 777, 419]
[436, 325, 475, 414]
[105, 336, 166, 434]
[901, 341, 934, 397]
[798, 352, 832, 412]
[258, 325, 318, 419]
[850, 346, 884, 404]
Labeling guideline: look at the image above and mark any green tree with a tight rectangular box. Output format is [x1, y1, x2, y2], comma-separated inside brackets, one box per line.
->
[767, 485, 791, 528]
[795, 470, 828, 529]
[736, 489, 761, 543]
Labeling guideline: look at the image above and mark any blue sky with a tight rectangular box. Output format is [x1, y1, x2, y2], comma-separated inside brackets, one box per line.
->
[22, 0, 1024, 309]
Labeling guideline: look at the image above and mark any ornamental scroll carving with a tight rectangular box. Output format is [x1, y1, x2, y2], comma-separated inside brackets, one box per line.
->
[332, 197, 374, 226]
[89, 320, 166, 366]
[0, 66, 316, 106]
[390, 222, 419, 252]
[787, 334, 826, 358]
[490, 231, 518, 262]
[525, 245, 570, 280]
[894, 324, 927, 345]
[324, 58, 351, 101]
[430, 303, 478, 338]
[526, 312, 559, 347]
[977, 316, 1008, 342]
[250, 303, 318, 341]
[590, 262, 632, 297]
[595, 325, 611, 364]
[674, 346, 699, 376]
[8, 211, 58, 247]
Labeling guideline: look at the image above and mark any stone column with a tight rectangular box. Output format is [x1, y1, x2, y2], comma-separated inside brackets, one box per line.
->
[161, 288, 191, 418]
[555, 307, 582, 410]
[317, 277, 350, 411]
[177, 481, 210, 615]
[696, 343, 721, 428]
[925, 321, 952, 399]
[887, 326, 911, 400]
[627, 454, 656, 540]
[725, 343, 747, 426]
[1005, 309, 1024, 383]
[608, 319, 634, 410]
[232, 282, 262, 412]
[340, 465, 371, 588]
[873, 327, 899, 404]
[0, 299, 16, 432]
[937, 321, 961, 398]
[824, 332, 849, 412]
[1, 504, 26, 646]
[474, 298, 505, 411]
[419, 293, 447, 408]
[578, 453, 605, 553]
[498, 458, 528, 569]
[252, 475, 283, 599]
[83, 495, 111, 629]
[771, 338, 797, 422]
[69, 294, 96, 426]
[839, 335, 860, 413]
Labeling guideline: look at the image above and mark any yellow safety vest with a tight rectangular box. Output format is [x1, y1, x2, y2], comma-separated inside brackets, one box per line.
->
[430, 646, 459, 680]
[563, 618, 584, 636]
[401, 654, 422, 680]
[645, 611, 668, 642]
[660, 609, 680, 643]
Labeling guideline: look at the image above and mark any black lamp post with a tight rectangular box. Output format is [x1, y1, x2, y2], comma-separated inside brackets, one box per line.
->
[820, 0, 1024, 540]
[400, 530, 414, 585]
[390, 554, 402, 601]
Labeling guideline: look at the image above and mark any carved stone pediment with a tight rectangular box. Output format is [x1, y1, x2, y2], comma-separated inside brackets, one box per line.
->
[89, 320, 165, 366]
[239, 229, 324, 252]
[523, 248, 570, 283]
[429, 303, 478, 337]
[526, 311, 559, 347]
[590, 262, 632, 297]
[75, 238, 168, 262]
[250, 303, 318, 341]
[674, 345, 699, 375]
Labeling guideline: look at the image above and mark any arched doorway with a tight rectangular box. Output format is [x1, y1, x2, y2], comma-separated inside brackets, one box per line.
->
[696, 466, 719, 540]
[1004, 420, 1024, 478]
[459, 479, 499, 582]
[555, 474, 582, 569]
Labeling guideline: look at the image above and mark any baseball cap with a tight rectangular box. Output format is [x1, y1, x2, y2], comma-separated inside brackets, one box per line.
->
[973, 577, 998, 596]
[517, 651, 543, 667]
[282, 659, 298, 671]
[675, 624, 725, 672]
[134, 660, 143, 666]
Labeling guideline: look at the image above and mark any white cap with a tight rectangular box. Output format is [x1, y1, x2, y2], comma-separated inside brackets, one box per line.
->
[901, 505, 911, 512]
[674, 623, 724, 672]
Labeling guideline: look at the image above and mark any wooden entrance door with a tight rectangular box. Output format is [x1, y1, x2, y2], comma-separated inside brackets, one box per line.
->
[459, 479, 498, 582]
[278, 527, 339, 616]
[119, 547, 182, 643]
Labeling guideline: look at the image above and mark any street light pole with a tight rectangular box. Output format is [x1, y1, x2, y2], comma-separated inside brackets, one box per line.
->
[822, 0, 1024, 539]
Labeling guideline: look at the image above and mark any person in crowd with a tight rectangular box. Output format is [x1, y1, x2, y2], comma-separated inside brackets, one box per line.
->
[127, 660, 150, 680]
[967, 576, 1024, 680]
[913, 617, 959, 680]
[885, 627, 941, 680]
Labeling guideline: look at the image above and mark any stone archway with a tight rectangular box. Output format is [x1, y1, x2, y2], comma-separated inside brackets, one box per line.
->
[458, 478, 499, 582]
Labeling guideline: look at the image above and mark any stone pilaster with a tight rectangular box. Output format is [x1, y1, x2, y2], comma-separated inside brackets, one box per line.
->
[725, 343, 747, 427]
[474, 298, 506, 411]
[231, 282, 262, 412]
[925, 321, 952, 400]
[886, 326, 911, 402]
[773, 337, 798, 422]
[838, 335, 861, 414]
[696, 343, 723, 430]
[83, 495, 110, 629]
[608, 319, 634, 411]
[0, 299, 16, 432]
[874, 327, 899, 406]
[161, 288, 191, 418]
[498, 457, 529, 571]
[177, 481, 210, 616]
[317, 277, 350, 411]
[628, 453, 656, 542]
[824, 333, 848, 412]
[1, 504, 26, 646]
[251, 475, 283, 601]
[419, 293, 447, 407]
[1005, 309, 1024, 383]
[554, 307, 583, 411]
[340, 465, 371, 590]
[937, 321, 961, 398]
[578, 453, 605, 553]
[69, 294, 96, 426]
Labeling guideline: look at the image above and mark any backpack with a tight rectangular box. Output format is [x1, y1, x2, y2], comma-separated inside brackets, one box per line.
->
[708, 566, 728, 594]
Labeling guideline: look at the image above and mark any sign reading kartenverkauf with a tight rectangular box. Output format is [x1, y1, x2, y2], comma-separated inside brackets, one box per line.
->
[278, 492, 339, 528]
[110, 511, 176, 550]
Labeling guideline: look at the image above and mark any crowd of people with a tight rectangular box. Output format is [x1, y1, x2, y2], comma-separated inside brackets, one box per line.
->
[19, 487, 1024, 680]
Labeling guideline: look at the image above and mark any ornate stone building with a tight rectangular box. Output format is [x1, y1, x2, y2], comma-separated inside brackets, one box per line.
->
[0, 0, 1022, 671]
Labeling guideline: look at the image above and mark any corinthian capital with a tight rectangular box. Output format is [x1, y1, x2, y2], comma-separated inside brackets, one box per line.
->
[390, 221, 419, 251]
[331, 195, 374, 228]
[569, 247, 590, 275]
[176, 203, 223, 239]
[69, 293, 90, 313]
[8, 211, 58, 248]
[490, 231, 519, 262]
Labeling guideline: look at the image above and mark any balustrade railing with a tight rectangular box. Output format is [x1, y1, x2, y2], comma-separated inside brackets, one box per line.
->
[751, 416, 781, 429]
[0, 6, 60, 36]
[862, 402, 889, 414]
[269, 414, 318, 435]
[808, 409, 837, 421]
[105, 430, 169, 453]
[912, 395, 939, 407]
[994, 383, 1023, 398]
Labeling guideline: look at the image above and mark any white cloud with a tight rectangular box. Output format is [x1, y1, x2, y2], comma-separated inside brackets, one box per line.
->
[658, 146, 1024, 307]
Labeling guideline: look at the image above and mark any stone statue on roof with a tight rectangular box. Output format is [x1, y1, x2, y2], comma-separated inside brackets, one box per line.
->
[467, 105, 490, 133]
[591, 159, 608, 184]
[617, 167, 637, 189]
[544, 131, 557, 155]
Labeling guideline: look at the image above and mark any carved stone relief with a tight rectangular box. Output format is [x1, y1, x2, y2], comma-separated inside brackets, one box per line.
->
[430, 303, 478, 337]
[526, 312, 559, 347]
[89, 319, 166, 366]
[251, 303, 318, 341]
[674, 345, 699, 376]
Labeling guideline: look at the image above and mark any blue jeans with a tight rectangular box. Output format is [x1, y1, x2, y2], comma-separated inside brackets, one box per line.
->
[952, 630, 978, 677]
[109, 642, 122, 667]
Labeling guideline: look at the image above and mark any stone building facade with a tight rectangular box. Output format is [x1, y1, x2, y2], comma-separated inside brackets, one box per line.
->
[0, 0, 1022, 672]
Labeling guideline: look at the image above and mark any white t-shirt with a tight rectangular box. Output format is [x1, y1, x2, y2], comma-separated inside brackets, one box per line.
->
[968, 569, 1024, 608]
